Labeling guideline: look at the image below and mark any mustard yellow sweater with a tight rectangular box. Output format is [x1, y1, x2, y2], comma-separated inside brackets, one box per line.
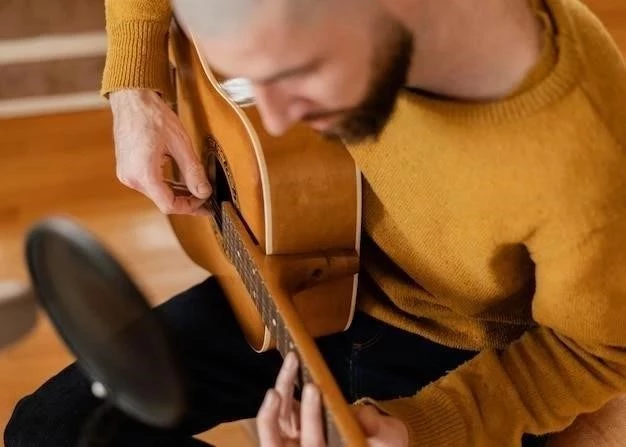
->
[102, 0, 626, 445]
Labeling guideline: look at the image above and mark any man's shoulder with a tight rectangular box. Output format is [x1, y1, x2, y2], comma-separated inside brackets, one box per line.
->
[557, 0, 626, 148]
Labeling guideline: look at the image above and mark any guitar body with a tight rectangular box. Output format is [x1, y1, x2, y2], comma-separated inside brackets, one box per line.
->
[166, 22, 362, 353]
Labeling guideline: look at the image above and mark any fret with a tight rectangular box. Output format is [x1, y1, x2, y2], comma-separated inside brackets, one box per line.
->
[270, 306, 279, 353]
[280, 318, 290, 357]
[252, 268, 261, 309]
[250, 276, 259, 307]
[275, 306, 286, 356]
[279, 311, 292, 357]
[260, 279, 271, 331]
[272, 305, 280, 354]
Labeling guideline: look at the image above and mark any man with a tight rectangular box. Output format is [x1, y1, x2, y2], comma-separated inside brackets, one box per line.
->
[5, 0, 626, 446]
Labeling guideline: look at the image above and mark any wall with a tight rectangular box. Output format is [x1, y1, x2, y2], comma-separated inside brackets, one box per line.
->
[0, 0, 107, 118]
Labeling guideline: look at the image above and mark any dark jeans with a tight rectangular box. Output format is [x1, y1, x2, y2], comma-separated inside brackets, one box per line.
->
[4, 277, 544, 446]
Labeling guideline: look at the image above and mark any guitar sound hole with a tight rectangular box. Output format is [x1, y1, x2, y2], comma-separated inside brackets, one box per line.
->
[205, 151, 231, 232]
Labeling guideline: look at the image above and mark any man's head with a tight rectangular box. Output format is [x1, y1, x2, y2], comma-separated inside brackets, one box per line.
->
[172, 0, 413, 143]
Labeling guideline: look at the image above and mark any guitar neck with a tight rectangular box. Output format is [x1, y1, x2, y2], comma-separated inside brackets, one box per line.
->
[220, 202, 366, 447]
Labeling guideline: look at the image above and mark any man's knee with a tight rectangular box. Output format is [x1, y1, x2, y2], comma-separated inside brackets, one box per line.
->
[4, 394, 36, 446]
[4, 363, 100, 446]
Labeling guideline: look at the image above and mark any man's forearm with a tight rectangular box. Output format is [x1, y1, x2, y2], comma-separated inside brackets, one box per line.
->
[360, 204, 626, 445]
[101, 0, 173, 99]
[358, 326, 626, 446]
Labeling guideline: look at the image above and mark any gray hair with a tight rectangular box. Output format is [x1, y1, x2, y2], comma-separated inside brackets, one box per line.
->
[171, 0, 318, 38]
[171, 0, 258, 36]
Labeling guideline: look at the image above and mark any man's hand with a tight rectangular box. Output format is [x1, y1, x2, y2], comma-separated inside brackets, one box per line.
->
[257, 352, 409, 447]
[109, 89, 212, 215]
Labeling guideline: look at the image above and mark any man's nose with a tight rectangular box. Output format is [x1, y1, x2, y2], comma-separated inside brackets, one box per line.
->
[253, 85, 308, 136]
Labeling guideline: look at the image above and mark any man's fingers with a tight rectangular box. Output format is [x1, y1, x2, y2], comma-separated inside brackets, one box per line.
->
[275, 352, 300, 438]
[257, 389, 284, 447]
[167, 132, 212, 199]
[353, 404, 382, 437]
[141, 156, 208, 214]
[276, 353, 298, 415]
[301, 384, 325, 447]
[353, 404, 409, 447]
[110, 89, 211, 213]
[142, 177, 208, 214]
[172, 195, 208, 213]
[142, 176, 177, 214]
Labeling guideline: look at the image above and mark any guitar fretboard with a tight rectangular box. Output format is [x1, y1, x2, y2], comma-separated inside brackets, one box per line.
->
[221, 204, 343, 446]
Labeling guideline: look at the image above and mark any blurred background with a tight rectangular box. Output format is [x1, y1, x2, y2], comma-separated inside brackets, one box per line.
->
[0, 0, 624, 445]
[0, 0, 254, 444]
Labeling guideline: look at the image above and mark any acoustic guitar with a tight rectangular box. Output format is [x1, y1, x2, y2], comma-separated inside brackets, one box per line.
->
[165, 21, 367, 446]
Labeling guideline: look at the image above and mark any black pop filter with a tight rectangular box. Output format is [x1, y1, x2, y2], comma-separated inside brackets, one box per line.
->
[24, 217, 186, 431]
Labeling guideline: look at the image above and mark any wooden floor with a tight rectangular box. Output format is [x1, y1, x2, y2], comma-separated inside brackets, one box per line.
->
[0, 1, 624, 445]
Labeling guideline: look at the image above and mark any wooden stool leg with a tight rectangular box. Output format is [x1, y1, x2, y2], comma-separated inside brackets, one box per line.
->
[0, 281, 37, 350]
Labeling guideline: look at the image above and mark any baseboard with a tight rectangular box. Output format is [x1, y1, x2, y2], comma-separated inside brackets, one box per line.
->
[1, 56, 106, 101]
[0, 92, 108, 119]
[0, 31, 107, 66]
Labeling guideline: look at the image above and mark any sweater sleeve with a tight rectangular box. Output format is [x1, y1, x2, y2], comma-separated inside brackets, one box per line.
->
[358, 212, 626, 446]
[100, 0, 173, 100]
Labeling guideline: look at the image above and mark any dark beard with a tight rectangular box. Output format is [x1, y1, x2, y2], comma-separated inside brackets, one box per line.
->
[325, 26, 414, 144]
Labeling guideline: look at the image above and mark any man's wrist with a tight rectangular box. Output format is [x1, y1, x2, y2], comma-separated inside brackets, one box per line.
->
[108, 89, 161, 111]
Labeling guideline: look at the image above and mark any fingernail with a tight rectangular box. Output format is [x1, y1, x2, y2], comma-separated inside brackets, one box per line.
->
[197, 182, 211, 196]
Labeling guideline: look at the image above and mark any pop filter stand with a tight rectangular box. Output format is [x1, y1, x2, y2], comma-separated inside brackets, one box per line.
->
[23, 216, 187, 446]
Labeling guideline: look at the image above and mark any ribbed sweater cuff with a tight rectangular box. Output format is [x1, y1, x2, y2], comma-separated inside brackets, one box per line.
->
[100, 21, 172, 101]
[355, 385, 467, 446]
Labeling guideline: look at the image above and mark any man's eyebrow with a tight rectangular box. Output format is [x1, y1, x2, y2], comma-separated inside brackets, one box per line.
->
[252, 58, 323, 84]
